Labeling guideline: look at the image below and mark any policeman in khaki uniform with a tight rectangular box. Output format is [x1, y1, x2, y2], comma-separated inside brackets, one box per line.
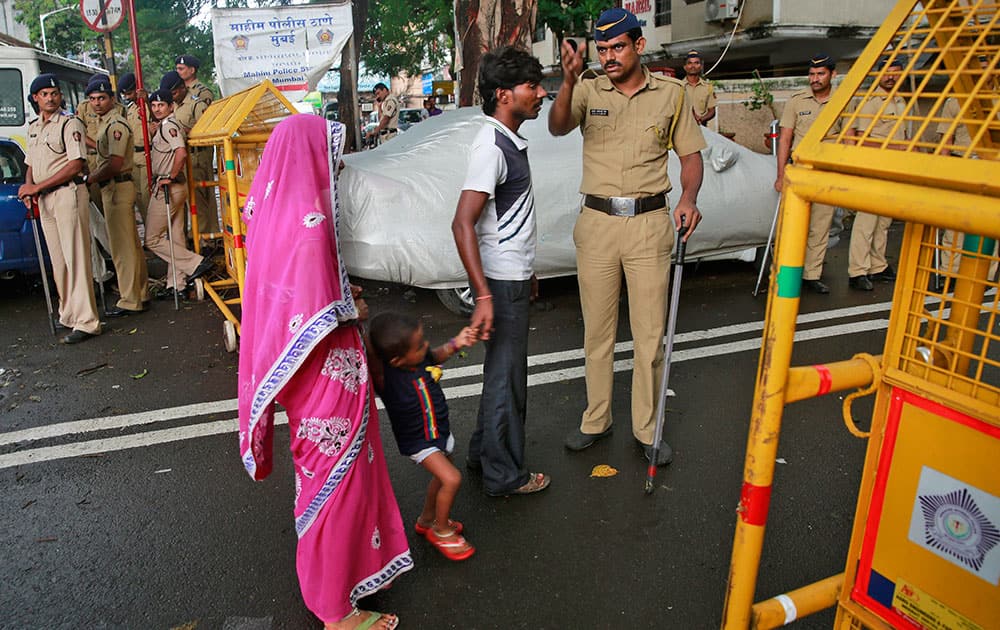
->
[19, 74, 101, 344]
[173, 55, 219, 235]
[145, 89, 214, 298]
[845, 56, 908, 291]
[775, 54, 842, 294]
[682, 50, 717, 126]
[77, 72, 125, 209]
[117, 72, 151, 222]
[549, 8, 705, 466]
[85, 77, 149, 316]
[367, 82, 400, 142]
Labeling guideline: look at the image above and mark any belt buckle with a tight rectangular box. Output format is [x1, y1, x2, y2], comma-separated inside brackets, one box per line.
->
[609, 197, 636, 217]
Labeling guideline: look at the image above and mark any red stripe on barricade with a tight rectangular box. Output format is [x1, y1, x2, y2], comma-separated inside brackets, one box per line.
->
[233, 235, 244, 248]
[739, 482, 772, 526]
[814, 364, 833, 396]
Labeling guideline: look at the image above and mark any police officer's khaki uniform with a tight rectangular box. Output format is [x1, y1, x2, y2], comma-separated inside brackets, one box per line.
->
[848, 87, 906, 278]
[684, 77, 717, 121]
[936, 97, 998, 278]
[568, 68, 706, 444]
[95, 110, 149, 310]
[175, 82, 218, 235]
[25, 113, 101, 334]
[779, 89, 841, 281]
[146, 115, 205, 289]
[379, 93, 400, 141]
[125, 99, 151, 222]
[78, 101, 126, 207]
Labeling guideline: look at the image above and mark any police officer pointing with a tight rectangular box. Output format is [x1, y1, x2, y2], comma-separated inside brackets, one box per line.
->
[19, 74, 101, 344]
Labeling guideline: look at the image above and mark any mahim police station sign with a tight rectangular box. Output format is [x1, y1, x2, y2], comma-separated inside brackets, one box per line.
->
[211, 1, 352, 100]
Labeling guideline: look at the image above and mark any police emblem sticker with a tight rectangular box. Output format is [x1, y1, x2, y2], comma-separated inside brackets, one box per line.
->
[232, 35, 250, 51]
[907, 466, 1000, 585]
[316, 28, 334, 45]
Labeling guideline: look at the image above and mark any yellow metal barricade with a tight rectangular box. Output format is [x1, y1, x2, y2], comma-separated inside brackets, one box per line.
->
[186, 80, 295, 351]
[722, 1, 999, 628]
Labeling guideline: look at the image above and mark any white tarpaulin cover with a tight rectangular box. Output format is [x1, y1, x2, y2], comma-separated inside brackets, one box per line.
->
[211, 2, 352, 100]
[340, 102, 779, 289]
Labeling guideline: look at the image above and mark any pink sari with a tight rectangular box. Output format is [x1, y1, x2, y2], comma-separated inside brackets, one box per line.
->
[237, 114, 411, 622]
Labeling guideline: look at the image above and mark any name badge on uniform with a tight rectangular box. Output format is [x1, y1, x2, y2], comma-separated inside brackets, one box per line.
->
[590, 108, 609, 116]
[799, 110, 812, 116]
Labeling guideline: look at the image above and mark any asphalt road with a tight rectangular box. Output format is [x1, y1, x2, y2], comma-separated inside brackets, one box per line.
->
[0, 230, 900, 630]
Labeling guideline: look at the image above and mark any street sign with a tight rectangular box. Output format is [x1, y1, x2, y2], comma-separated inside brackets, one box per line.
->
[80, 0, 125, 33]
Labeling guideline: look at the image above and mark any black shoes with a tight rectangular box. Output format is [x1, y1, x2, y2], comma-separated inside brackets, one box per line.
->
[564, 426, 613, 451]
[869, 266, 896, 282]
[849, 275, 874, 291]
[105, 305, 146, 318]
[187, 257, 215, 282]
[801, 279, 830, 294]
[640, 440, 674, 466]
[60, 329, 97, 344]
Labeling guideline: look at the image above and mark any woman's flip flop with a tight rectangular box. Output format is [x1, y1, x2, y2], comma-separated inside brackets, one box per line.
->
[425, 528, 475, 561]
[414, 518, 463, 536]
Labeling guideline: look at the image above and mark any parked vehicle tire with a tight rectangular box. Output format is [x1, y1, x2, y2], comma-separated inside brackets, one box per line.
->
[436, 287, 474, 317]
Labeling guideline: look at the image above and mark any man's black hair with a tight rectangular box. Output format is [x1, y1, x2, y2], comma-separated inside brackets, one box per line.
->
[623, 27, 643, 43]
[373, 82, 388, 92]
[478, 46, 543, 116]
[369, 312, 420, 363]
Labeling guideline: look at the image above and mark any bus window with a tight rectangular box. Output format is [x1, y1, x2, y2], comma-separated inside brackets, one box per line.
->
[0, 69, 25, 127]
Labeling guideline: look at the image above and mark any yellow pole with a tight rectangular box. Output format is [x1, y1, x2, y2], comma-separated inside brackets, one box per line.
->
[784, 357, 878, 404]
[750, 573, 843, 629]
[721, 189, 810, 629]
[946, 234, 997, 375]
[223, 139, 246, 298]
[187, 154, 201, 254]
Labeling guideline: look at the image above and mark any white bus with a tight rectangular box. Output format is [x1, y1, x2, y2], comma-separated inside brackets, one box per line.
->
[0, 44, 105, 150]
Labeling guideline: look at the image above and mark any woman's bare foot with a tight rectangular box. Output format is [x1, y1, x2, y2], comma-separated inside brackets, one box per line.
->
[324, 608, 398, 630]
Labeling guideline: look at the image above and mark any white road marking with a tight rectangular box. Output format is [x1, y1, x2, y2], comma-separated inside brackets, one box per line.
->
[0, 315, 891, 470]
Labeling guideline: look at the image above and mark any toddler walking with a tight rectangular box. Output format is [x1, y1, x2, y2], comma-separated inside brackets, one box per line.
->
[369, 312, 477, 561]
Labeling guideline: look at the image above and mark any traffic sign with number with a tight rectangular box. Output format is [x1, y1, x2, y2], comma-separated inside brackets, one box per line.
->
[79, 0, 125, 33]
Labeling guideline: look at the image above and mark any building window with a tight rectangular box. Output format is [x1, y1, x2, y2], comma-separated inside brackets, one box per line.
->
[655, 0, 671, 26]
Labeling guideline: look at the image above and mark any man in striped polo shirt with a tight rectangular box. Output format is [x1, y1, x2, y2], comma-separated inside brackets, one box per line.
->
[451, 46, 551, 498]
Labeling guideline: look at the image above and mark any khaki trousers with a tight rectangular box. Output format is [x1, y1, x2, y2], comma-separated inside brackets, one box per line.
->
[133, 162, 150, 223]
[574, 206, 674, 445]
[101, 180, 149, 309]
[940, 229, 999, 279]
[848, 212, 892, 277]
[803, 203, 836, 281]
[38, 185, 101, 334]
[146, 182, 203, 289]
[192, 149, 219, 235]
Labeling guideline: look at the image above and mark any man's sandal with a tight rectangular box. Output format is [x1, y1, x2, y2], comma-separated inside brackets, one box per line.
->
[511, 472, 550, 495]
[414, 518, 463, 536]
[425, 528, 475, 561]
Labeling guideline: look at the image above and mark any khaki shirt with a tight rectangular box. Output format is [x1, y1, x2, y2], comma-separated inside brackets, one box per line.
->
[780, 89, 842, 150]
[380, 93, 400, 130]
[568, 67, 707, 197]
[853, 87, 908, 141]
[174, 90, 210, 133]
[151, 115, 186, 176]
[95, 111, 134, 173]
[936, 97, 972, 148]
[25, 113, 87, 182]
[77, 101, 125, 144]
[684, 78, 717, 118]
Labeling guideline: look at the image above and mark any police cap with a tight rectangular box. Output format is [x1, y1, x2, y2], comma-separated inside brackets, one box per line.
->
[149, 89, 173, 104]
[809, 54, 836, 70]
[175, 54, 201, 69]
[86, 77, 114, 96]
[878, 55, 906, 70]
[593, 7, 641, 42]
[29, 73, 59, 95]
[685, 50, 703, 60]
[118, 72, 137, 93]
[160, 71, 185, 91]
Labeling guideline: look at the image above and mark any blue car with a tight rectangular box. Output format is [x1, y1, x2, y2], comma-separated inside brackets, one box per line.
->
[0, 138, 48, 277]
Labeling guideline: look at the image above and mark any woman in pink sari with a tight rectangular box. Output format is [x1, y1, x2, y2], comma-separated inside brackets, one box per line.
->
[238, 114, 411, 630]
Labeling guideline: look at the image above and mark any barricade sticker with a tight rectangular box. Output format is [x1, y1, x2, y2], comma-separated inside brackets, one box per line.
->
[892, 579, 983, 630]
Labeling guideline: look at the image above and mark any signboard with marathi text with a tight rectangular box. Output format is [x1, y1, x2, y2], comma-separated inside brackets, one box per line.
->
[210, 1, 352, 101]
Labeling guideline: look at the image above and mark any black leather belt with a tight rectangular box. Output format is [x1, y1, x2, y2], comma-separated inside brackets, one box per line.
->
[584, 194, 667, 217]
[134, 145, 145, 151]
[379, 128, 397, 135]
[98, 173, 134, 188]
[39, 176, 86, 197]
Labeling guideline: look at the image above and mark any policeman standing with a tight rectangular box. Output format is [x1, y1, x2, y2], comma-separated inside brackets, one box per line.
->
[18, 74, 101, 344]
[774, 54, 842, 294]
[845, 56, 908, 290]
[173, 54, 219, 236]
[682, 50, 717, 126]
[145, 89, 213, 298]
[85, 77, 149, 316]
[118, 72, 151, 223]
[366, 82, 400, 143]
[549, 8, 705, 466]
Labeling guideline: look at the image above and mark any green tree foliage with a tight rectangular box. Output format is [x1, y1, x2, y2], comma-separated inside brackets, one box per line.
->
[536, 0, 604, 39]
[363, 0, 453, 77]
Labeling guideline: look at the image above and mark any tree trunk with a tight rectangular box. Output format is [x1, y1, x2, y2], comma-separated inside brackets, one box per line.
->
[338, 0, 368, 152]
[454, 0, 537, 107]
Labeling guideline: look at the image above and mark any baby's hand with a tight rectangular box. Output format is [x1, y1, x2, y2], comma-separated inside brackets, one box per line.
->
[454, 326, 478, 349]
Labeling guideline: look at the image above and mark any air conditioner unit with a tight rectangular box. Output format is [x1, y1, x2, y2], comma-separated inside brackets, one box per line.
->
[705, 0, 739, 22]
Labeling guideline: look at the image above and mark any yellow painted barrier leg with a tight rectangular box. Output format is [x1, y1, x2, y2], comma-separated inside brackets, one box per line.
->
[722, 189, 810, 629]
[751, 573, 844, 629]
